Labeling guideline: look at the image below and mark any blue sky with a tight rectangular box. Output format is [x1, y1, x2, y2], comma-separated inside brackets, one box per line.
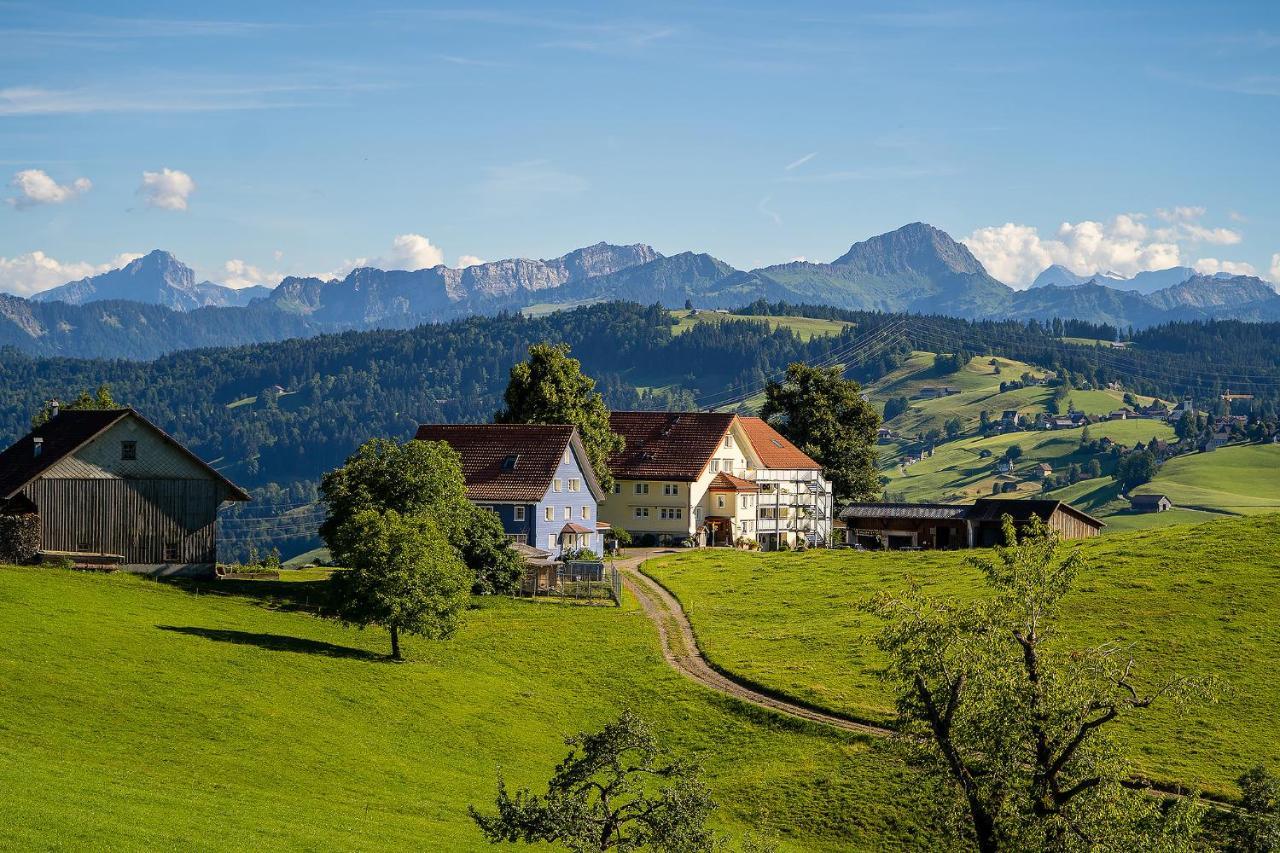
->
[2, 0, 1278, 295]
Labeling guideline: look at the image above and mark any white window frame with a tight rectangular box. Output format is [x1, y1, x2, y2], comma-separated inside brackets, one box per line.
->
[724, 434, 734, 448]
[568, 478, 580, 492]
[635, 483, 649, 495]
[544, 506, 554, 521]
[553, 478, 562, 492]
[663, 483, 678, 496]
[581, 505, 590, 519]
[563, 506, 571, 520]
[514, 506, 526, 522]
[634, 507, 649, 519]
[716, 495, 725, 509]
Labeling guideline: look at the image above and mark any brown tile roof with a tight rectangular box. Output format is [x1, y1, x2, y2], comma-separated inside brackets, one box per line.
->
[708, 472, 759, 492]
[607, 411, 736, 481]
[414, 423, 603, 503]
[737, 417, 822, 470]
[559, 522, 595, 535]
[0, 408, 249, 501]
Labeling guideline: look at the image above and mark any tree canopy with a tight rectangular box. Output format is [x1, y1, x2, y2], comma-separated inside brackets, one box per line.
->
[867, 515, 1215, 851]
[495, 342, 625, 492]
[759, 362, 881, 502]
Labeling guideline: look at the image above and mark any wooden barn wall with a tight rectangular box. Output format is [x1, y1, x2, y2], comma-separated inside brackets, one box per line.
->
[22, 478, 220, 564]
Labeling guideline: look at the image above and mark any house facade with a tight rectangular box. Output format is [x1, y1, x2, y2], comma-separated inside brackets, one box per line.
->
[839, 497, 1103, 550]
[0, 407, 249, 575]
[600, 412, 832, 549]
[414, 423, 605, 557]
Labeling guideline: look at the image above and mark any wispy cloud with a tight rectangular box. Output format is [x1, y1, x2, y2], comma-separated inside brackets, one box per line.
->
[473, 160, 589, 209]
[402, 8, 678, 55]
[438, 54, 507, 67]
[784, 152, 817, 171]
[782, 163, 953, 183]
[1149, 65, 1280, 97]
[757, 195, 782, 226]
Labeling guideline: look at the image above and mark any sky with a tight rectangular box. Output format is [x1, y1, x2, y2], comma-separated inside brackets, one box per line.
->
[1, 0, 1278, 296]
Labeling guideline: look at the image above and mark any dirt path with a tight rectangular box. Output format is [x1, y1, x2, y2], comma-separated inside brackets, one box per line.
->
[614, 551, 891, 737]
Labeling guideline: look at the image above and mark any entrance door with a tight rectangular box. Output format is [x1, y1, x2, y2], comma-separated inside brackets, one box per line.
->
[936, 527, 951, 549]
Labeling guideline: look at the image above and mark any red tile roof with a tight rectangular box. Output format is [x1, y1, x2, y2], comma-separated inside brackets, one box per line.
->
[559, 522, 595, 535]
[607, 411, 736, 481]
[708, 472, 759, 492]
[414, 423, 603, 503]
[737, 417, 822, 470]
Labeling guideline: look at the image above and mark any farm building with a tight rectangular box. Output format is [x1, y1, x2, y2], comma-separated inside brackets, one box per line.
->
[414, 423, 606, 557]
[0, 407, 249, 574]
[1130, 494, 1173, 513]
[838, 497, 1103, 550]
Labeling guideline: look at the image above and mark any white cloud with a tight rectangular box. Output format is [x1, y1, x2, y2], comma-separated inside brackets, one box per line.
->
[221, 259, 285, 289]
[6, 169, 91, 208]
[0, 250, 140, 297]
[784, 152, 817, 171]
[1270, 253, 1280, 284]
[139, 167, 195, 211]
[757, 195, 782, 226]
[382, 233, 444, 269]
[963, 208, 1247, 287]
[272, 249, 284, 261]
[1193, 258, 1258, 276]
[457, 254, 484, 268]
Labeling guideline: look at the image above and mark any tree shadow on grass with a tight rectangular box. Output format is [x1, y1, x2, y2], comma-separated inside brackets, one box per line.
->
[156, 625, 386, 661]
[161, 577, 329, 615]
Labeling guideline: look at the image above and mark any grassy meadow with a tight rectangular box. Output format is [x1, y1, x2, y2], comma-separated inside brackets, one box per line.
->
[645, 515, 1280, 798]
[1130, 444, 1280, 515]
[0, 563, 940, 852]
[667, 309, 852, 341]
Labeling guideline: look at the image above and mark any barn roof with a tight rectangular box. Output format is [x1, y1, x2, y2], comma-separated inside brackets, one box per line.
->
[0, 408, 249, 501]
[737, 417, 822, 470]
[607, 411, 736, 481]
[414, 423, 604, 503]
[840, 498, 1104, 528]
[841, 502, 971, 521]
[1129, 494, 1170, 506]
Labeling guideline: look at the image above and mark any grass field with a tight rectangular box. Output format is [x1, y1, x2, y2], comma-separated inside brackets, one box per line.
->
[645, 515, 1280, 798]
[668, 310, 851, 341]
[881, 418, 1177, 504]
[1130, 444, 1280, 515]
[0, 565, 940, 851]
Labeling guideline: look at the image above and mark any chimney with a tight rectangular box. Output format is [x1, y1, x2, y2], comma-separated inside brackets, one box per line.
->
[32, 437, 43, 458]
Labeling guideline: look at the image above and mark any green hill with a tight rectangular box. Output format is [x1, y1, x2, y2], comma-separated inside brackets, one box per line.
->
[645, 514, 1280, 798]
[0, 564, 936, 851]
[1130, 444, 1280, 514]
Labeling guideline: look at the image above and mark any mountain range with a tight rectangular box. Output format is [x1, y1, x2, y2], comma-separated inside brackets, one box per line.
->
[6, 223, 1280, 360]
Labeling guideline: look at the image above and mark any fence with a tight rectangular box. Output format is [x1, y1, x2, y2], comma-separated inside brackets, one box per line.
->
[520, 560, 621, 605]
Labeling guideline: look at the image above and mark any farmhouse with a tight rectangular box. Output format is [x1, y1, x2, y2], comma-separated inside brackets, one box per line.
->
[0, 407, 249, 574]
[839, 498, 1103, 550]
[414, 423, 605, 557]
[1130, 494, 1173, 513]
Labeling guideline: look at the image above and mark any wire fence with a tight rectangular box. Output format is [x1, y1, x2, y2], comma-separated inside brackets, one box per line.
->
[518, 560, 621, 605]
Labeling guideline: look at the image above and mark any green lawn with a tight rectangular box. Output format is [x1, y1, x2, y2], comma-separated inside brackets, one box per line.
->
[0, 565, 938, 851]
[645, 515, 1280, 798]
[668, 310, 850, 341]
[1131, 444, 1280, 515]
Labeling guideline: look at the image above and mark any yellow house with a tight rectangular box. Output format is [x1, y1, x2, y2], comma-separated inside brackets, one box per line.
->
[601, 412, 763, 546]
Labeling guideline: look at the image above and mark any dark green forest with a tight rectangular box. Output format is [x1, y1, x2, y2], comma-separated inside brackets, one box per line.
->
[4, 300, 1277, 560]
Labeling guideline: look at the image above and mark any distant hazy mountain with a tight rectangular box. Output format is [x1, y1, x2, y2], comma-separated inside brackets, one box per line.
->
[8, 226, 1280, 360]
[1031, 264, 1196, 295]
[32, 250, 270, 311]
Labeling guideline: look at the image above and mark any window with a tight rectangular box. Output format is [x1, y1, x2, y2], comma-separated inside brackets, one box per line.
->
[163, 544, 180, 562]
[120, 440, 137, 461]
[742, 521, 753, 533]
[581, 506, 590, 519]
[548, 534, 556, 549]
[741, 495, 749, 509]
[663, 483, 678, 496]
[710, 460, 721, 473]
[545, 507, 554, 521]
[613, 483, 621, 495]
[514, 506, 526, 522]
[502, 454, 519, 470]
[724, 434, 734, 448]
[563, 506, 571, 520]
[506, 534, 528, 544]
[476, 504, 494, 513]
[553, 479, 562, 492]
[568, 478, 580, 492]
[634, 483, 649, 495]
[563, 448, 571, 464]
[634, 507, 650, 519]
[716, 495, 725, 509]
[659, 508, 683, 520]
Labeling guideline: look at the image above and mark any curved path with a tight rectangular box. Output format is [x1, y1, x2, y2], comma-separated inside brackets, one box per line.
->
[615, 551, 891, 737]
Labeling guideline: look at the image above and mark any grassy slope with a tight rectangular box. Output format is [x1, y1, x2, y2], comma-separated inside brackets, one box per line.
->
[646, 515, 1280, 797]
[0, 566, 937, 852]
[882, 419, 1177, 504]
[668, 310, 850, 341]
[1130, 444, 1280, 515]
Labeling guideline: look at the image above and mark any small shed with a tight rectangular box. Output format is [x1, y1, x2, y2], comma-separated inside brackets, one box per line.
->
[1130, 494, 1172, 513]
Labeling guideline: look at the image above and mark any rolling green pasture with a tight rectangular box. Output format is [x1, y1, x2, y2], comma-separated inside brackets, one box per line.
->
[0, 564, 936, 851]
[882, 418, 1177, 503]
[668, 310, 851, 341]
[645, 515, 1280, 797]
[1130, 444, 1280, 515]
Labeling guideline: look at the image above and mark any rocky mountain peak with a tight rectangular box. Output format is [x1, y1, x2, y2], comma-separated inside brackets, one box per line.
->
[831, 222, 988, 277]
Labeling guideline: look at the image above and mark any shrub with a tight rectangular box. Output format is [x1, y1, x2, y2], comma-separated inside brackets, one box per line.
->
[0, 511, 40, 565]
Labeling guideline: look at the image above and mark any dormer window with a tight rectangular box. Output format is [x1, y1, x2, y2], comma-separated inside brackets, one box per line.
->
[502, 454, 519, 470]
[120, 441, 137, 461]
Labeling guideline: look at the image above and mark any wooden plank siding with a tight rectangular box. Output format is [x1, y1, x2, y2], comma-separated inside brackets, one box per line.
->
[22, 478, 220, 566]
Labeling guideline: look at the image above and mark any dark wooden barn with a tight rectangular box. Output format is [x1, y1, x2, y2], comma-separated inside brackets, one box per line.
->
[838, 498, 1104, 550]
[0, 407, 249, 575]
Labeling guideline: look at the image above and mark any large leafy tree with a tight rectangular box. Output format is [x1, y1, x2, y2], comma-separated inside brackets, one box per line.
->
[470, 711, 718, 852]
[495, 343, 624, 492]
[320, 438, 522, 597]
[867, 515, 1214, 852]
[325, 509, 470, 659]
[32, 383, 119, 427]
[758, 362, 881, 502]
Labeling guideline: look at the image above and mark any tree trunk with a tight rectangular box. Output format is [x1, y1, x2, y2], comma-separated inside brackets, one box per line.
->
[390, 624, 401, 660]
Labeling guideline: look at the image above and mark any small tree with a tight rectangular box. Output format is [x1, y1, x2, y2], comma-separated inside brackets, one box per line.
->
[496, 343, 624, 492]
[866, 515, 1213, 851]
[1004, 444, 1023, 462]
[325, 509, 470, 660]
[470, 711, 719, 852]
[1228, 765, 1280, 853]
[33, 384, 119, 427]
[945, 417, 963, 440]
[1114, 450, 1157, 492]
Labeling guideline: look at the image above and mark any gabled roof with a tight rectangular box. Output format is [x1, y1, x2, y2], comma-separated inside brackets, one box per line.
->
[414, 423, 604, 503]
[708, 472, 759, 492]
[607, 411, 736, 481]
[1130, 494, 1170, 505]
[970, 498, 1104, 528]
[0, 408, 249, 501]
[737, 417, 822, 470]
[841, 502, 970, 521]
